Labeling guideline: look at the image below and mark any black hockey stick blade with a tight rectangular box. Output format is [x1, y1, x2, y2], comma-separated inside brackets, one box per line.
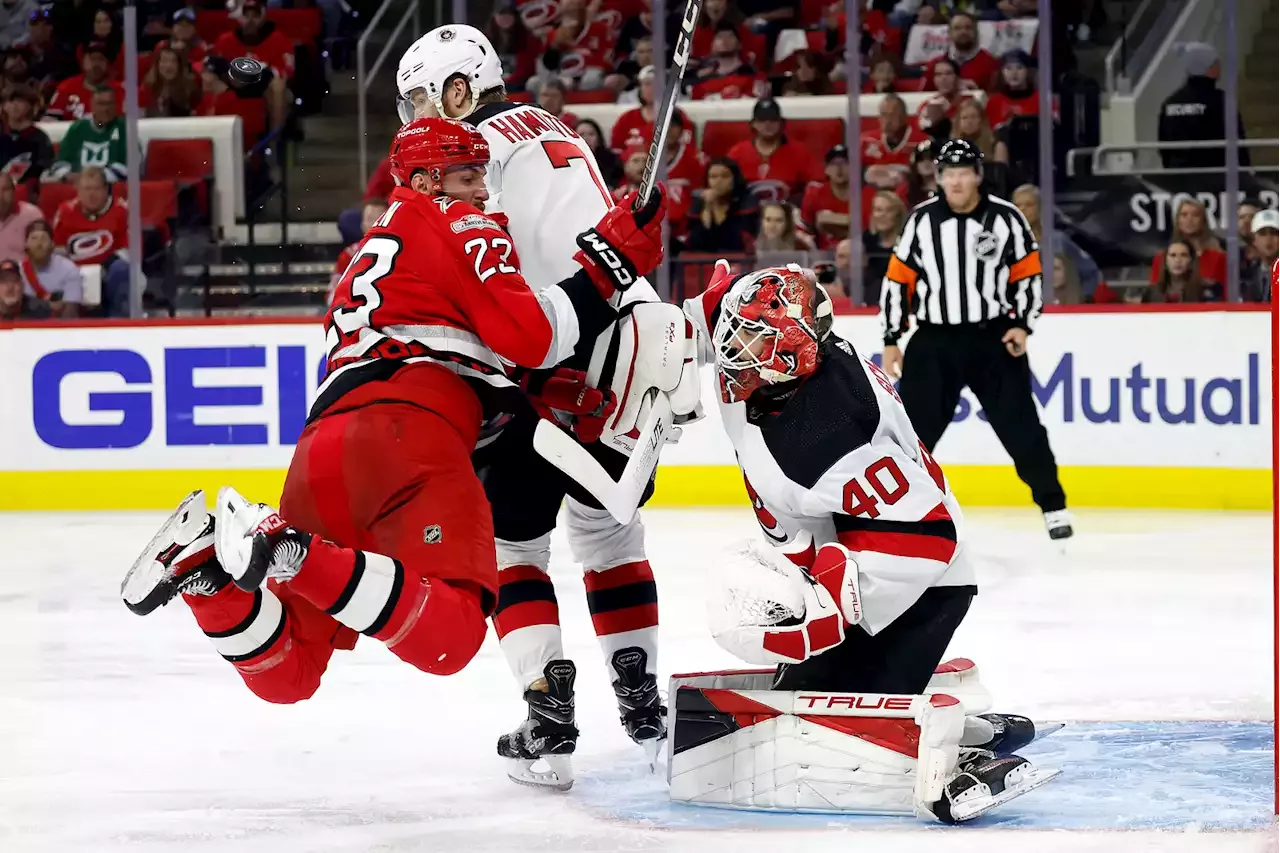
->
[634, 0, 703, 210]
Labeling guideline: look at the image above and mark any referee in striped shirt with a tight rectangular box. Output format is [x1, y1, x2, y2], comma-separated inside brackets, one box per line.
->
[878, 139, 1072, 541]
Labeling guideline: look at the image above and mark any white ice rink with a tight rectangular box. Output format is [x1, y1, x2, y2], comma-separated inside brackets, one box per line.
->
[0, 507, 1275, 852]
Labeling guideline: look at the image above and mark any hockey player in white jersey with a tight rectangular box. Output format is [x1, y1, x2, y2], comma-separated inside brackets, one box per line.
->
[396, 25, 701, 789]
[672, 261, 1059, 822]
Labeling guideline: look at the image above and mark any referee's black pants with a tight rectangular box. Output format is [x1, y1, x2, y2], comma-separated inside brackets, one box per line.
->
[898, 322, 1067, 513]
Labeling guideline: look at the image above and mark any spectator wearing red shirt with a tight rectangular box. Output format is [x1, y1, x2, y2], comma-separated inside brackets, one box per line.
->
[612, 143, 647, 201]
[916, 57, 976, 139]
[781, 50, 833, 97]
[1144, 239, 1224, 302]
[45, 43, 123, 121]
[726, 98, 822, 205]
[540, 0, 615, 90]
[861, 94, 925, 186]
[196, 54, 286, 148]
[52, 166, 131, 316]
[985, 50, 1040, 129]
[862, 55, 900, 94]
[1148, 197, 1228, 286]
[535, 79, 579, 128]
[691, 0, 745, 58]
[330, 198, 388, 302]
[214, 0, 295, 80]
[155, 8, 209, 71]
[488, 2, 540, 92]
[925, 12, 1000, 91]
[690, 24, 761, 101]
[78, 9, 125, 80]
[610, 66, 691, 151]
[800, 144, 853, 251]
[664, 114, 709, 240]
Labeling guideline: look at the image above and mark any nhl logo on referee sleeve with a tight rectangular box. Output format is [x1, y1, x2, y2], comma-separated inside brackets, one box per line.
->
[423, 525, 442, 544]
[974, 231, 1000, 263]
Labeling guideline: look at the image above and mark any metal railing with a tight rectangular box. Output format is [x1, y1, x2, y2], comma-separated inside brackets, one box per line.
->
[1104, 0, 1187, 94]
[1066, 139, 1280, 176]
[357, 0, 421, 184]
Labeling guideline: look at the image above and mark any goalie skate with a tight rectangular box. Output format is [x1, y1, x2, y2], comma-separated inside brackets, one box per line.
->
[121, 490, 229, 615]
[929, 753, 1063, 824]
[609, 647, 667, 769]
[497, 660, 579, 791]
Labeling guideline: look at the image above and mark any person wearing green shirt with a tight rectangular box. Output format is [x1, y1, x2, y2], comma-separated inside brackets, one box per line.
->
[48, 88, 135, 183]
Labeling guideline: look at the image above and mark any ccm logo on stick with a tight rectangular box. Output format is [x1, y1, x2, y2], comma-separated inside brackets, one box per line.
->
[797, 695, 914, 711]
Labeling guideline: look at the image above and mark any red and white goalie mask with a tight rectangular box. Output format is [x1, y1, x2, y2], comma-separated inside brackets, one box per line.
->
[712, 265, 834, 404]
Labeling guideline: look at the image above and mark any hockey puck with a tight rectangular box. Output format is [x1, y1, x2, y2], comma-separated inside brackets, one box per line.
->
[228, 57, 266, 86]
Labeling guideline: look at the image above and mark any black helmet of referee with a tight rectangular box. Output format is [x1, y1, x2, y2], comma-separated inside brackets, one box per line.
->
[934, 138, 983, 174]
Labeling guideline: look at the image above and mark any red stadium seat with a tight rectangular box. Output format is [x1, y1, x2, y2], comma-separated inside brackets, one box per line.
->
[13, 182, 29, 204]
[270, 9, 322, 45]
[701, 120, 754, 159]
[146, 139, 214, 181]
[564, 89, 619, 105]
[799, 0, 830, 26]
[112, 180, 179, 229]
[790, 118, 845, 162]
[37, 182, 76, 222]
[146, 139, 215, 216]
[195, 10, 236, 42]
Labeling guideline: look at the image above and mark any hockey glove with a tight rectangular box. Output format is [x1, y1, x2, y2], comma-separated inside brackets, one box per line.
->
[520, 367, 617, 443]
[574, 185, 668, 298]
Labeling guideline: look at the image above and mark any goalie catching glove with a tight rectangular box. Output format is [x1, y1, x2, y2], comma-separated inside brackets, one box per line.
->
[708, 541, 863, 665]
[574, 186, 668, 298]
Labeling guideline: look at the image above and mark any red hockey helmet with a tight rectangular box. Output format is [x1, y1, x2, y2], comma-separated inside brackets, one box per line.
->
[712, 265, 834, 404]
[388, 117, 490, 193]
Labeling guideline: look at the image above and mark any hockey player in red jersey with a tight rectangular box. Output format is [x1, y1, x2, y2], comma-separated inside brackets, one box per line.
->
[120, 117, 667, 705]
[671, 262, 1059, 822]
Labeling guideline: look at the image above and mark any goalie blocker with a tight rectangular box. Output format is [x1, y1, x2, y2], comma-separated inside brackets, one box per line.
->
[666, 664, 1060, 823]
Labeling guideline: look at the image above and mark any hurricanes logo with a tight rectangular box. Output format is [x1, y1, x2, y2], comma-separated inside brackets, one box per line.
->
[438, 27, 455, 41]
[68, 230, 113, 261]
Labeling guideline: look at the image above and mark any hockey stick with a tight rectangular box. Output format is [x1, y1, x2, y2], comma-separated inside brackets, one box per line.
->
[532, 0, 703, 523]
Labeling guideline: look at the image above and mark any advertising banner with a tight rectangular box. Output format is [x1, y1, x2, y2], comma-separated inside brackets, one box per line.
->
[0, 309, 1270, 510]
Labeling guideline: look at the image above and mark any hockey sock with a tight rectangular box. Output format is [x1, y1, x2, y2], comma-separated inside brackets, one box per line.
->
[584, 561, 659, 674]
[284, 537, 487, 676]
[493, 564, 565, 689]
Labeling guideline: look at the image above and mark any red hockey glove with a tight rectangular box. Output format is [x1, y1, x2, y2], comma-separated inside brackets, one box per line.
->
[573, 184, 668, 298]
[520, 367, 617, 443]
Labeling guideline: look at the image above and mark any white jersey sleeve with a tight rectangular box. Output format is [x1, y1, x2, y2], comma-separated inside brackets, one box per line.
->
[469, 103, 659, 303]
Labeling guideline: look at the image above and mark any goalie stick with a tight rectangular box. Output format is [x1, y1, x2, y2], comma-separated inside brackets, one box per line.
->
[532, 0, 703, 524]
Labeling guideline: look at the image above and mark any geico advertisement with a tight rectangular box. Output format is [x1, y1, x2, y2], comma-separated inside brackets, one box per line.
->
[0, 312, 1269, 472]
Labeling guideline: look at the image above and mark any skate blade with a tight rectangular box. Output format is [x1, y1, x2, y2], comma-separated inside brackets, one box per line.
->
[505, 755, 574, 791]
[641, 736, 665, 773]
[948, 766, 1062, 823]
[120, 490, 209, 615]
[1029, 722, 1065, 745]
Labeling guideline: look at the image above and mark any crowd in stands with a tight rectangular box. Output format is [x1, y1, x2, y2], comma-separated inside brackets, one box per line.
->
[1, 0, 324, 318]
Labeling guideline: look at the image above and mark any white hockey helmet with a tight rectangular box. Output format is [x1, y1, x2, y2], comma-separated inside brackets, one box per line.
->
[397, 24, 505, 124]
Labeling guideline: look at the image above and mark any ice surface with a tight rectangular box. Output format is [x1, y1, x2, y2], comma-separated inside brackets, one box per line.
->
[0, 507, 1274, 852]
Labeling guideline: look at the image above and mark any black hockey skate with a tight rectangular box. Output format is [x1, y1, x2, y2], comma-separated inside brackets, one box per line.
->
[497, 660, 579, 791]
[928, 751, 1062, 824]
[1043, 509, 1074, 541]
[121, 490, 232, 615]
[968, 713, 1039, 756]
[609, 647, 667, 768]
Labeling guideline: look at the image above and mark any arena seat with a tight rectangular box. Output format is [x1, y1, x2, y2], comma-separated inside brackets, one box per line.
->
[701, 120, 754, 158]
[37, 182, 76, 221]
[111, 180, 179, 230]
[565, 90, 619, 105]
[790, 117, 845, 162]
[146, 139, 215, 216]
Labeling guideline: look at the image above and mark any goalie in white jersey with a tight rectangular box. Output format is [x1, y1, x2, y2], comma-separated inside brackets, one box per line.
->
[674, 262, 1059, 822]
[396, 25, 701, 790]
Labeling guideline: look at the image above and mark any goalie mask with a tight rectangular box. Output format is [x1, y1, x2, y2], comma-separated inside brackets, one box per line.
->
[397, 25, 505, 123]
[712, 265, 834, 404]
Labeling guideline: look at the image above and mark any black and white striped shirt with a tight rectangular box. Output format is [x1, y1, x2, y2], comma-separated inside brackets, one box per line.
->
[879, 194, 1044, 345]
